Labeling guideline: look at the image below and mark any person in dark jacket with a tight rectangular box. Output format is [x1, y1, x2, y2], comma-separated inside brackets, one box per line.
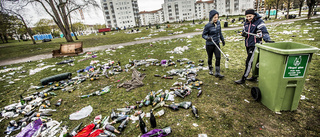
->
[235, 9, 274, 84]
[202, 9, 225, 78]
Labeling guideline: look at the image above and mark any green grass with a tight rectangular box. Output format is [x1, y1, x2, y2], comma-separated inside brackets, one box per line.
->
[0, 12, 301, 62]
[0, 17, 319, 136]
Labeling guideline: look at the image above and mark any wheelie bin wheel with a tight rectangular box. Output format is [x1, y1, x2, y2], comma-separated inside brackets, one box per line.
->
[251, 87, 261, 101]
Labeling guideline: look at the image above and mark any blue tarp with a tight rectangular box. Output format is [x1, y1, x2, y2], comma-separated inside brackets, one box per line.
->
[266, 10, 277, 16]
[33, 34, 53, 41]
[60, 32, 75, 38]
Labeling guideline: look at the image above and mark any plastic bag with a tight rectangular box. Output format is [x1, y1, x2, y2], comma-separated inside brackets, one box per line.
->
[69, 105, 93, 120]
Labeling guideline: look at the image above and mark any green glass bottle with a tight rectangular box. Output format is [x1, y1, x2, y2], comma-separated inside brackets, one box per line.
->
[139, 115, 147, 134]
[152, 101, 165, 111]
[191, 105, 199, 118]
[174, 90, 184, 98]
[178, 101, 192, 109]
[152, 96, 161, 106]
[150, 110, 157, 128]
[20, 95, 25, 105]
[110, 115, 127, 124]
[164, 104, 179, 111]
[118, 117, 129, 132]
[69, 122, 83, 136]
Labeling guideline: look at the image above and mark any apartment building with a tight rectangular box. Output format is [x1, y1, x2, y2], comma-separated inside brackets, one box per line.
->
[215, 0, 254, 16]
[195, 0, 215, 20]
[139, 9, 164, 26]
[162, 0, 197, 22]
[101, 0, 140, 29]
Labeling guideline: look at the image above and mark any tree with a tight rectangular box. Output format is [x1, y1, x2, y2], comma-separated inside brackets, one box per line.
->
[298, 0, 304, 16]
[29, 0, 99, 42]
[72, 22, 86, 32]
[275, 0, 280, 19]
[0, 11, 12, 43]
[0, 0, 37, 44]
[265, 0, 276, 19]
[306, 0, 317, 19]
[286, 0, 291, 19]
[34, 19, 52, 34]
[93, 24, 106, 30]
[67, 6, 78, 40]
[9, 16, 25, 42]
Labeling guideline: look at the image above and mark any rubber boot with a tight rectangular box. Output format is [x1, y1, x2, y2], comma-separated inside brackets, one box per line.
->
[235, 76, 246, 84]
[246, 76, 258, 81]
[208, 65, 213, 75]
[214, 66, 224, 78]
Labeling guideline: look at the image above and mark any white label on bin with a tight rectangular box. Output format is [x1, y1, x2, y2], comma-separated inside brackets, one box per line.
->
[283, 54, 309, 78]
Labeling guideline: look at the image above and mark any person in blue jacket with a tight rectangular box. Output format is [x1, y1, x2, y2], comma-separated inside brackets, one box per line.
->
[202, 9, 225, 78]
[235, 9, 274, 84]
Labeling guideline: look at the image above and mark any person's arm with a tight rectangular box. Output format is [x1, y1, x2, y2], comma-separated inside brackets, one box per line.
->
[202, 24, 211, 40]
[241, 26, 248, 37]
[257, 20, 274, 43]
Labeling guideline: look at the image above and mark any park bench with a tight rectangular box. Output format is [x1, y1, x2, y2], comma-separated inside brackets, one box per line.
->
[52, 42, 83, 58]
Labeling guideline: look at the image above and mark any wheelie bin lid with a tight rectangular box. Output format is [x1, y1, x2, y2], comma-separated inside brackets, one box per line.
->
[256, 42, 319, 55]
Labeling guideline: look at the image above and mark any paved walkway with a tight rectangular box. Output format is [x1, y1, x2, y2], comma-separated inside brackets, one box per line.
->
[0, 16, 318, 66]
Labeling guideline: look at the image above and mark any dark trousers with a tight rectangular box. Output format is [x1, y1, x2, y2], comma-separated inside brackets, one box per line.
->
[206, 44, 221, 67]
[243, 46, 257, 78]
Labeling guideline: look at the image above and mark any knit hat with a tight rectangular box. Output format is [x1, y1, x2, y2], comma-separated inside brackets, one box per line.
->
[245, 9, 255, 15]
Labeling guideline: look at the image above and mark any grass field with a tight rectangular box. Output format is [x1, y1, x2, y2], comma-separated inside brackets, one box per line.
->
[0, 17, 319, 136]
[0, 13, 295, 62]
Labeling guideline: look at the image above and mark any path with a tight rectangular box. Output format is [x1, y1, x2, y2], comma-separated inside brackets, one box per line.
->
[0, 16, 318, 66]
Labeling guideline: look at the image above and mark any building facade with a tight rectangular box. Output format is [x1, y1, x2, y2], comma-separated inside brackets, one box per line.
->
[195, 0, 215, 20]
[162, 0, 197, 23]
[101, 0, 140, 29]
[139, 9, 164, 26]
[215, 0, 254, 16]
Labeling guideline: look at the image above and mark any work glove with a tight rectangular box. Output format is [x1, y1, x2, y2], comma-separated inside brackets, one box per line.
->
[265, 40, 275, 43]
[222, 40, 225, 46]
[241, 30, 247, 37]
[207, 37, 212, 41]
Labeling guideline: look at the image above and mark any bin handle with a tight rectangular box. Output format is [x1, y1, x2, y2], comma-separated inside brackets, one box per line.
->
[286, 84, 297, 88]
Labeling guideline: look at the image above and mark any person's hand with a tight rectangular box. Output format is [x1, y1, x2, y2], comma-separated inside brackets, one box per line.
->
[241, 30, 247, 37]
[265, 40, 275, 43]
[207, 37, 212, 41]
[222, 40, 225, 46]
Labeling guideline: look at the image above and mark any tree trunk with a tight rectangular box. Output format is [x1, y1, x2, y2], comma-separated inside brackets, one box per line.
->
[299, 5, 302, 16]
[308, 6, 313, 19]
[68, 8, 78, 40]
[307, 0, 315, 19]
[9, 34, 13, 40]
[15, 30, 20, 42]
[256, 0, 259, 11]
[287, 0, 291, 19]
[0, 34, 4, 43]
[60, 1, 73, 42]
[48, 0, 73, 42]
[20, 16, 36, 44]
[268, 6, 271, 19]
[4, 34, 8, 43]
[275, 0, 279, 19]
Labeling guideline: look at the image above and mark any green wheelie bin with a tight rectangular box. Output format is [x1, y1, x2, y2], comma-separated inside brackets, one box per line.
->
[250, 42, 319, 112]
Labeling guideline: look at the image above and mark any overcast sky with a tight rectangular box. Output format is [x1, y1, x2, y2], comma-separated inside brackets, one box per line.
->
[20, 0, 164, 26]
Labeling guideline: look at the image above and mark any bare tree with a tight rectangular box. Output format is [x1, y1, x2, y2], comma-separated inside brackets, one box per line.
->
[29, 0, 99, 42]
[275, 0, 280, 19]
[297, 0, 304, 16]
[286, 0, 291, 19]
[307, 0, 317, 19]
[0, 0, 37, 44]
[67, 6, 78, 40]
